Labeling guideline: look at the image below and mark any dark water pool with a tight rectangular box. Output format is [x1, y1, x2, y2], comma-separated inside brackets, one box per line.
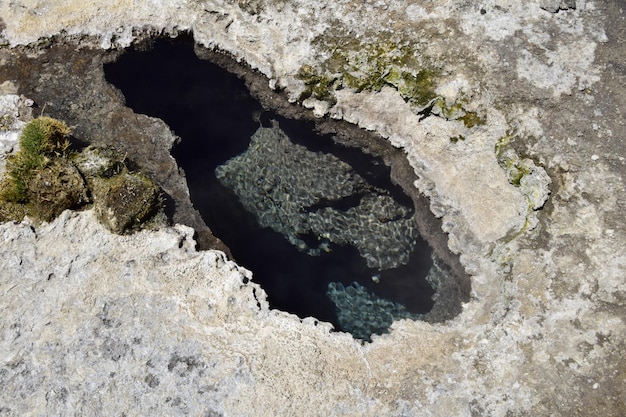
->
[104, 34, 435, 339]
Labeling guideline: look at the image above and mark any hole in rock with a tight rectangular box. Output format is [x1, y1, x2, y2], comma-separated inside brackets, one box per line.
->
[104, 35, 439, 341]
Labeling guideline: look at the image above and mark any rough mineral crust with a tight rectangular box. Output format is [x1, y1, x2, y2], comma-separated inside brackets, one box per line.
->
[0, 0, 625, 416]
[216, 122, 419, 270]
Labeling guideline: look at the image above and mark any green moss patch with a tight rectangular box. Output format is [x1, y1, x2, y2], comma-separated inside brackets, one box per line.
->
[297, 31, 491, 132]
[459, 111, 485, 129]
[298, 36, 439, 109]
[431, 97, 486, 129]
[495, 131, 530, 187]
[0, 116, 71, 203]
[25, 158, 89, 222]
[0, 117, 163, 233]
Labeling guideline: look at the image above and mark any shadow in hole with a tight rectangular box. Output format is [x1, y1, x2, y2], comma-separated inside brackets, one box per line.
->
[104, 34, 435, 334]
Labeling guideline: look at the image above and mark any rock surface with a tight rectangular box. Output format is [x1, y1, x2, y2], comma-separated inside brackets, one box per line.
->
[0, 1, 625, 416]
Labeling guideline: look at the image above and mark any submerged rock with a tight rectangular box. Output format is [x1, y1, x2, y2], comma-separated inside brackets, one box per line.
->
[327, 281, 420, 341]
[216, 121, 418, 270]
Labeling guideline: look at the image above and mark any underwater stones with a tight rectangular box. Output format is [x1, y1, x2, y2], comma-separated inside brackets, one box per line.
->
[540, 0, 576, 13]
[215, 121, 419, 271]
[307, 193, 419, 270]
[327, 281, 419, 341]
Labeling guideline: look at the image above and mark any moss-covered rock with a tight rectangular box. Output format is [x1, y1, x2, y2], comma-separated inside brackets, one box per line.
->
[0, 118, 163, 233]
[0, 117, 87, 222]
[92, 171, 162, 234]
[73, 146, 126, 179]
[26, 158, 88, 222]
[74, 146, 163, 234]
[215, 122, 418, 270]
[0, 116, 71, 204]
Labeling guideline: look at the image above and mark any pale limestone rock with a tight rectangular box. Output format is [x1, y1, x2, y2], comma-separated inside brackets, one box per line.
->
[332, 86, 528, 247]
[0, 94, 33, 173]
[0, 210, 373, 416]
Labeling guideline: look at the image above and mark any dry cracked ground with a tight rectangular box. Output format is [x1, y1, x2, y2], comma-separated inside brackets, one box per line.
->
[0, 1, 625, 416]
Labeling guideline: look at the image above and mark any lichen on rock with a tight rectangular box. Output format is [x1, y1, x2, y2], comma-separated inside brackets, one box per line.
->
[91, 170, 162, 234]
[216, 121, 419, 270]
[429, 96, 486, 129]
[495, 131, 551, 231]
[73, 145, 126, 179]
[298, 34, 438, 111]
